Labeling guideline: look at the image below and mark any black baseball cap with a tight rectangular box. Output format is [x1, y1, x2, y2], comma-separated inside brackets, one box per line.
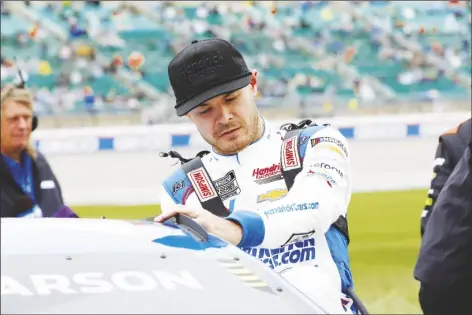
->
[168, 39, 252, 117]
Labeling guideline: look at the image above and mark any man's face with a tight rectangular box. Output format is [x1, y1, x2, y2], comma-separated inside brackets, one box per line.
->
[187, 79, 259, 155]
[1, 100, 33, 154]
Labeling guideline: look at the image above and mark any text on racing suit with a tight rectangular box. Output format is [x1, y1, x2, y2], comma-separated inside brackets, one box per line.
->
[241, 238, 316, 270]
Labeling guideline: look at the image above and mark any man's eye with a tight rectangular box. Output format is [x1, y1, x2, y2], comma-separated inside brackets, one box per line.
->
[225, 97, 236, 103]
[199, 108, 211, 115]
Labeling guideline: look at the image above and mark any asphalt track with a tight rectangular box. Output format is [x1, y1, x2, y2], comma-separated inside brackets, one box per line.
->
[47, 137, 438, 206]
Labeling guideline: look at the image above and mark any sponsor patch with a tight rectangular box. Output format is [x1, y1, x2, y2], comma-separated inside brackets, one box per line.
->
[172, 180, 186, 195]
[263, 202, 319, 217]
[311, 137, 348, 157]
[283, 231, 315, 246]
[307, 169, 338, 186]
[299, 136, 309, 145]
[241, 238, 316, 270]
[252, 163, 283, 185]
[281, 136, 300, 171]
[213, 170, 241, 201]
[257, 188, 288, 203]
[313, 162, 344, 178]
[187, 168, 217, 202]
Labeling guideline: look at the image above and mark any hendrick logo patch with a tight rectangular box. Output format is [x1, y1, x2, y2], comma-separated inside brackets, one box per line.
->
[252, 163, 283, 185]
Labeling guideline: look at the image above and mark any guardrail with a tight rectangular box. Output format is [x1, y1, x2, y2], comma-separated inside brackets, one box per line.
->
[32, 112, 470, 155]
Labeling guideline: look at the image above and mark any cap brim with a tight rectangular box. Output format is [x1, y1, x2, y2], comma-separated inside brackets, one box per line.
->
[176, 74, 251, 117]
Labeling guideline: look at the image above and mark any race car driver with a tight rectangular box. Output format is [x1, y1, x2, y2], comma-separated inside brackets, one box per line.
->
[420, 118, 471, 236]
[156, 39, 357, 314]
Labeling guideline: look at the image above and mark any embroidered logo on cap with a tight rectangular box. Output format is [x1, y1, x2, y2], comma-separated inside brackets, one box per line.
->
[180, 52, 224, 83]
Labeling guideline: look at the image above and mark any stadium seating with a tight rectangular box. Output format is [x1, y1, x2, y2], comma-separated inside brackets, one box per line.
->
[1, 1, 470, 118]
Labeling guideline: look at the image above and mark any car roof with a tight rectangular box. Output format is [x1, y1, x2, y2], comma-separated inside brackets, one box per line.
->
[1, 218, 326, 314]
[2, 217, 206, 255]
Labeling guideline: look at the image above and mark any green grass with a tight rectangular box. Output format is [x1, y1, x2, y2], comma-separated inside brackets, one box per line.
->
[73, 189, 426, 314]
[348, 189, 424, 314]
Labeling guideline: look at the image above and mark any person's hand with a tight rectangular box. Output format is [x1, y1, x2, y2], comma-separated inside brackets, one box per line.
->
[155, 204, 243, 246]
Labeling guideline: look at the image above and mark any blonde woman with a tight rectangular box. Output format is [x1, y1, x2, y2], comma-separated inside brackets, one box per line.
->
[1, 83, 64, 218]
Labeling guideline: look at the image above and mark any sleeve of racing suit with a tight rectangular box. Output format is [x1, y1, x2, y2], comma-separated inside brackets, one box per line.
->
[420, 140, 454, 237]
[227, 127, 351, 248]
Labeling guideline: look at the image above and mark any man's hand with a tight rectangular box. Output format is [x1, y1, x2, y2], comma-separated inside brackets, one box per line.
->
[155, 205, 243, 246]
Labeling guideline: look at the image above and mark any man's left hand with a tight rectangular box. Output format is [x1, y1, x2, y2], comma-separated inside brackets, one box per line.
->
[155, 205, 243, 246]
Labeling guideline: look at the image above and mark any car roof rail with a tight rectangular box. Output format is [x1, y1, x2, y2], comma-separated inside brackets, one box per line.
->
[145, 214, 209, 242]
[171, 214, 209, 242]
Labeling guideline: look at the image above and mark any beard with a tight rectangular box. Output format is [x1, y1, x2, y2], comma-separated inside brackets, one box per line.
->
[204, 110, 260, 155]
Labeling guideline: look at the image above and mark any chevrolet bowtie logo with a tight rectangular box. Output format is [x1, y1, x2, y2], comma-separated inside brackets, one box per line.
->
[257, 189, 288, 203]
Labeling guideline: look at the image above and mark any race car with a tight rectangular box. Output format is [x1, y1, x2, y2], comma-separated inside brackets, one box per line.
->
[1, 214, 327, 314]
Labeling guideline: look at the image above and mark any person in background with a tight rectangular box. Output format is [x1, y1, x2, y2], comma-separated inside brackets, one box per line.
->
[0, 82, 64, 218]
[414, 139, 472, 315]
[414, 118, 471, 315]
[419, 118, 471, 236]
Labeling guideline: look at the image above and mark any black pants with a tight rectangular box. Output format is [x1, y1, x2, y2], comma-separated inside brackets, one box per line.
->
[419, 282, 470, 315]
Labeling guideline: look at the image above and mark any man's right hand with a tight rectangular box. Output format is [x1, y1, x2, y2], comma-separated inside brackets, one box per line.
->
[155, 204, 243, 246]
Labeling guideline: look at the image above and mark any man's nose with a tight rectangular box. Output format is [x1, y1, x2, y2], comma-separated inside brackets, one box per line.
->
[217, 106, 233, 124]
[17, 117, 29, 129]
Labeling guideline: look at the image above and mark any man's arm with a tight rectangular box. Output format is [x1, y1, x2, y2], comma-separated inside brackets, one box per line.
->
[421, 140, 454, 237]
[227, 127, 351, 248]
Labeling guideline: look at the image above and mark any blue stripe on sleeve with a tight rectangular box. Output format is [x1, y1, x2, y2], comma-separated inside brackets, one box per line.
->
[226, 211, 265, 247]
[298, 125, 327, 159]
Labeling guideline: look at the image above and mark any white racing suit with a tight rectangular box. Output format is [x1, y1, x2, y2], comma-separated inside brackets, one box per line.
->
[160, 119, 356, 314]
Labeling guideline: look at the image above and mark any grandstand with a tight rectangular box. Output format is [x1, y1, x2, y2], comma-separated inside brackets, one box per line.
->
[1, 1, 470, 127]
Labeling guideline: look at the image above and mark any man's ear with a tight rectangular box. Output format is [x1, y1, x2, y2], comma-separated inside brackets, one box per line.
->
[249, 69, 258, 96]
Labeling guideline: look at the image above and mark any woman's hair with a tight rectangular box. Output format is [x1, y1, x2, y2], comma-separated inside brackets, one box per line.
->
[1, 84, 36, 158]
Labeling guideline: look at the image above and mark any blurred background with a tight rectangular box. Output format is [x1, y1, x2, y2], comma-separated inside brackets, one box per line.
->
[1, 0, 470, 126]
[1, 1, 471, 314]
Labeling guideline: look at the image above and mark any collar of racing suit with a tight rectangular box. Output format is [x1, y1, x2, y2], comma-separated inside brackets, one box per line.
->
[210, 117, 279, 164]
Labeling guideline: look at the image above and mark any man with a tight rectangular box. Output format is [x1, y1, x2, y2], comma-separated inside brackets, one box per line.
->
[1, 83, 64, 218]
[414, 139, 472, 315]
[420, 118, 471, 236]
[155, 39, 356, 314]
